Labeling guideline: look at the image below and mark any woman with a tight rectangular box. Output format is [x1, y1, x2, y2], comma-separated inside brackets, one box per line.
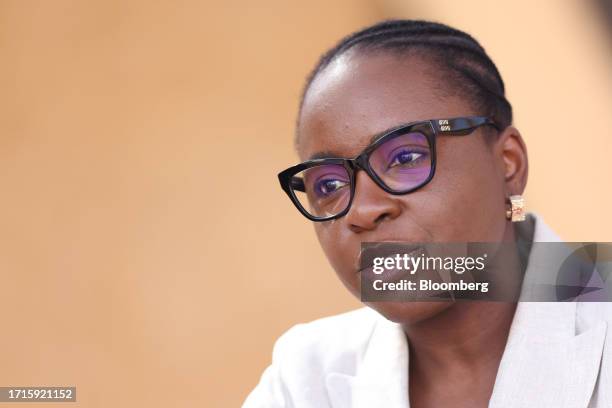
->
[243, 20, 612, 407]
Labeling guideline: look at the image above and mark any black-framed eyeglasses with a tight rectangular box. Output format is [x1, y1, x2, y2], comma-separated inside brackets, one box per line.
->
[278, 116, 500, 222]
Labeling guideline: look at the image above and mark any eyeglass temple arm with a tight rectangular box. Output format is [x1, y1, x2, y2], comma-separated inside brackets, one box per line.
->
[433, 116, 501, 135]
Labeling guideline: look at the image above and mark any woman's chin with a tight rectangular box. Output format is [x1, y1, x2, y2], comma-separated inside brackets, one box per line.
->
[365, 301, 454, 325]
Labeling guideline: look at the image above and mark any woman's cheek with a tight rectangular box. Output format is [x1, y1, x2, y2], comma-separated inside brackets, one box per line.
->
[316, 226, 361, 294]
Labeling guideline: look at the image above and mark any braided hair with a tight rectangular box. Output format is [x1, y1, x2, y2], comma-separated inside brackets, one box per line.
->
[298, 19, 512, 139]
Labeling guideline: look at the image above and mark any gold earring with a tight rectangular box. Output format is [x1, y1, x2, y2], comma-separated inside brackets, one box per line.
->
[506, 195, 526, 222]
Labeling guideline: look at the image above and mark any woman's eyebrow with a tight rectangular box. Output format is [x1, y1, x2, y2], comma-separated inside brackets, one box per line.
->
[368, 127, 392, 144]
[306, 125, 400, 161]
[307, 150, 340, 160]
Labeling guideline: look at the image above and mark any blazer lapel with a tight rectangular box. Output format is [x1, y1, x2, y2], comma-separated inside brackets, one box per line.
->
[491, 214, 607, 407]
[325, 317, 410, 408]
[489, 302, 607, 407]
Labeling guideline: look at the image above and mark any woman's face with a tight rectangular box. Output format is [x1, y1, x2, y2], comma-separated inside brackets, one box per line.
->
[297, 51, 527, 324]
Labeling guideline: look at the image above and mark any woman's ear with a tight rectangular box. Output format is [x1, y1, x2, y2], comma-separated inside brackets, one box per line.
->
[494, 125, 528, 195]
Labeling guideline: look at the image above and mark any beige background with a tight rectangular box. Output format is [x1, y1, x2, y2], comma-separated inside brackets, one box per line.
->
[0, 1, 610, 407]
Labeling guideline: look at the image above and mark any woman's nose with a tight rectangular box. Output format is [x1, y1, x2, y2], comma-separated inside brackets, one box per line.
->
[344, 170, 402, 233]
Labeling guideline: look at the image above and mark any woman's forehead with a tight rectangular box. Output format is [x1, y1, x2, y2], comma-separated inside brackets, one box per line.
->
[297, 52, 469, 160]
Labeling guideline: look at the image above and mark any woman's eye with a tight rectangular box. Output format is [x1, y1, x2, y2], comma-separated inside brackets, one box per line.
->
[314, 178, 349, 196]
[388, 150, 425, 168]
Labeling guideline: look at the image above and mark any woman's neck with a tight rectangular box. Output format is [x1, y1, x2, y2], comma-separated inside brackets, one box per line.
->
[403, 301, 517, 407]
[403, 222, 532, 406]
[402, 300, 517, 369]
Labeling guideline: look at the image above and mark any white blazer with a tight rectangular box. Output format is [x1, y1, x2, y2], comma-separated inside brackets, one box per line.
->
[243, 214, 612, 407]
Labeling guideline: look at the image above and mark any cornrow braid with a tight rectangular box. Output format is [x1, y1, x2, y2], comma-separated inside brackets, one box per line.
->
[298, 19, 513, 138]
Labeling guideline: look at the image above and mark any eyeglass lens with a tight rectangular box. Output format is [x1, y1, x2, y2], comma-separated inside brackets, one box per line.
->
[290, 130, 432, 219]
